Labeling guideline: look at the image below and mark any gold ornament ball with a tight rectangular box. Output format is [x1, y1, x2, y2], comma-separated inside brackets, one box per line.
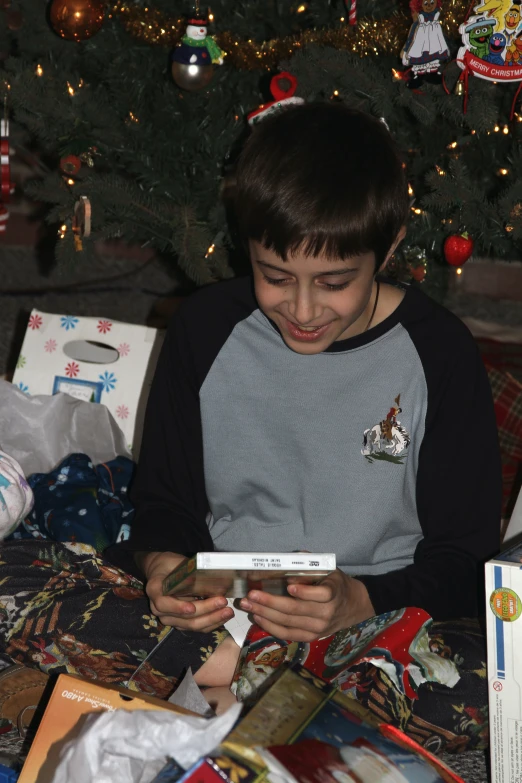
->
[49, 0, 105, 41]
[171, 61, 214, 91]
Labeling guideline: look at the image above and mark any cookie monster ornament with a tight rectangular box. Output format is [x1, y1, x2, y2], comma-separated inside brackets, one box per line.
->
[458, 0, 522, 82]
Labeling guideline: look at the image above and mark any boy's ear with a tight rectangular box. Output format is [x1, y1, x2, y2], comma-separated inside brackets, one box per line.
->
[378, 226, 407, 275]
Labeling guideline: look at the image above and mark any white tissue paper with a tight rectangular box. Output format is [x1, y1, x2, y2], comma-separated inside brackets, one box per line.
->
[51, 703, 243, 783]
[0, 380, 131, 476]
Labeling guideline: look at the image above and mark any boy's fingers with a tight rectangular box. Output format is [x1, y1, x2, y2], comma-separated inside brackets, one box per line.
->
[286, 582, 334, 603]
[253, 615, 320, 644]
[159, 606, 234, 631]
[150, 594, 228, 619]
[247, 602, 326, 635]
[241, 586, 331, 615]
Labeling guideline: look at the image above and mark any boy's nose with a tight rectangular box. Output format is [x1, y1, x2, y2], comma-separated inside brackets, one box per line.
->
[291, 290, 317, 325]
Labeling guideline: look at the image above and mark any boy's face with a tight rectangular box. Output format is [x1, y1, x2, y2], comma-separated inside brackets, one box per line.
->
[250, 240, 381, 355]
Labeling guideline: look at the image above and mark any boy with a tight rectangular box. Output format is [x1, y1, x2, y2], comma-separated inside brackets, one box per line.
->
[0, 103, 500, 750]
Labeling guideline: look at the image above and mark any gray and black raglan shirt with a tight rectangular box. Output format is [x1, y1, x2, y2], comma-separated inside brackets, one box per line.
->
[114, 276, 501, 620]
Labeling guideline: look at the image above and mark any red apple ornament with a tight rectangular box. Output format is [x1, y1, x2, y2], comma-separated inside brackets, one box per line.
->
[443, 232, 474, 267]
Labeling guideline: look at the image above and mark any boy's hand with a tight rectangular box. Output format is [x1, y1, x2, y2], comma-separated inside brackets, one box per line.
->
[239, 570, 375, 642]
[139, 551, 234, 633]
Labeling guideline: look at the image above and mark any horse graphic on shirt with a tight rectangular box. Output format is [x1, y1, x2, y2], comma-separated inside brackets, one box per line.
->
[362, 394, 411, 464]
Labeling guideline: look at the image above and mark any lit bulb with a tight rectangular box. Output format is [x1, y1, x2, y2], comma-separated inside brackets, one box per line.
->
[471, 129, 476, 135]
[36, 64, 43, 77]
[412, 207, 422, 215]
[208, 12, 214, 21]
[60, 224, 67, 232]
[297, 4, 307, 11]
[408, 184, 414, 196]
[456, 268, 463, 275]
[447, 141, 457, 149]
[67, 179, 74, 185]
[207, 244, 215, 254]
[436, 166, 445, 176]
[67, 83, 75, 96]
[340, 16, 345, 21]
[503, 125, 509, 135]
[494, 125, 500, 132]
[333, 90, 339, 96]
[499, 168, 509, 175]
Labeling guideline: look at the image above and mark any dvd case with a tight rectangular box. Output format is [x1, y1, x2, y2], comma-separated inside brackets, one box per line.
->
[162, 552, 336, 598]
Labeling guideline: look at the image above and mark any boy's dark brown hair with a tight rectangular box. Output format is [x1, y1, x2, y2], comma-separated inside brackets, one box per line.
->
[234, 102, 409, 271]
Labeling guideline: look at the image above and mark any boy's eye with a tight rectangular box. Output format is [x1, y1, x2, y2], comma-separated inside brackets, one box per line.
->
[322, 281, 350, 291]
[263, 275, 289, 286]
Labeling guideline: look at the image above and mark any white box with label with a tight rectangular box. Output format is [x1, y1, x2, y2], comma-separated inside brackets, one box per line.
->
[486, 541, 522, 783]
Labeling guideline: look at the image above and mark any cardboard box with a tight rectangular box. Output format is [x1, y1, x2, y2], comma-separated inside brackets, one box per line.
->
[12, 309, 164, 455]
[18, 673, 193, 783]
[486, 540, 522, 783]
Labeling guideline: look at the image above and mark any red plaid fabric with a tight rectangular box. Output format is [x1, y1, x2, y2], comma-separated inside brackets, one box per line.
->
[485, 362, 522, 518]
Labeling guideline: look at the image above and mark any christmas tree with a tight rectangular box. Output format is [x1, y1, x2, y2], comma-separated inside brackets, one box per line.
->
[2, 0, 522, 296]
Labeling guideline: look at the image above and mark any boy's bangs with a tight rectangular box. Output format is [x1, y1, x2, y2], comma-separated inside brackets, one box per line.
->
[241, 191, 390, 263]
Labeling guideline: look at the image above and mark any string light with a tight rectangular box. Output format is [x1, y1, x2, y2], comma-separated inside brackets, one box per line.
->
[447, 141, 457, 149]
[205, 244, 216, 257]
[297, 4, 307, 12]
[128, 111, 139, 123]
[333, 89, 339, 96]
[494, 125, 500, 132]
[35, 64, 43, 77]
[456, 268, 463, 275]
[67, 83, 75, 96]
[436, 166, 445, 176]
[408, 184, 414, 196]
[499, 168, 509, 175]
[66, 178, 74, 185]
[58, 224, 67, 239]
[503, 125, 509, 134]
[506, 224, 514, 232]
[208, 12, 214, 21]
[412, 207, 422, 215]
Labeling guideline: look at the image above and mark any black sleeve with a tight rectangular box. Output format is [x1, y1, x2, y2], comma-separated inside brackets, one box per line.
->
[123, 305, 214, 556]
[357, 316, 502, 620]
[104, 277, 257, 576]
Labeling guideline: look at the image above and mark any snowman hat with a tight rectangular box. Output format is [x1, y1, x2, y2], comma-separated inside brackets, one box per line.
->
[464, 15, 496, 32]
[187, 16, 208, 26]
[247, 72, 305, 127]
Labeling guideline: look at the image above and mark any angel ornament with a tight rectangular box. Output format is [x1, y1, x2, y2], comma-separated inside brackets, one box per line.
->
[401, 0, 450, 89]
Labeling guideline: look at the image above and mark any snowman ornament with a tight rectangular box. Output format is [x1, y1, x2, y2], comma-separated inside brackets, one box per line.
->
[171, 16, 224, 91]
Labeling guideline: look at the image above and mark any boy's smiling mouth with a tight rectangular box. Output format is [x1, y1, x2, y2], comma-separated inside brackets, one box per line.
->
[284, 318, 332, 341]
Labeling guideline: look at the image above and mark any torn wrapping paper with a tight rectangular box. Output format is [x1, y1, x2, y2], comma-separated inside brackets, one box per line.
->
[51, 703, 243, 783]
[232, 608, 460, 702]
[0, 380, 131, 476]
